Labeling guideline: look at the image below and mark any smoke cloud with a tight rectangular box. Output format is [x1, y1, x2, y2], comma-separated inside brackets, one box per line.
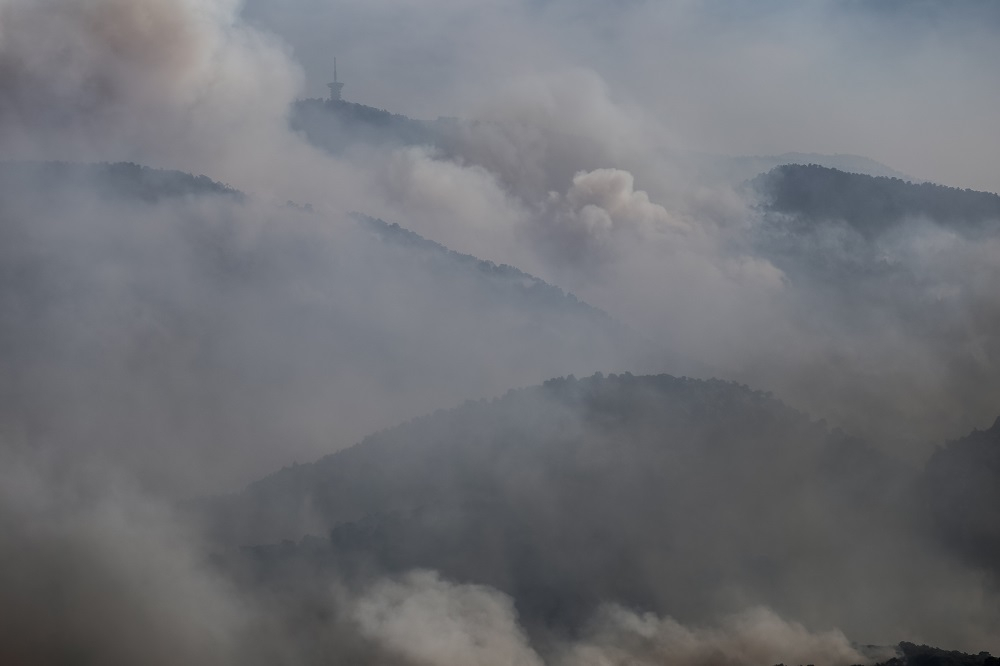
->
[353, 571, 544, 666]
[0, 455, 255, 665]
[0, 0, 304, 180]
[349, 571, 883, 666]
[561, 605, 879, 666]
[1, 0, 999, 663]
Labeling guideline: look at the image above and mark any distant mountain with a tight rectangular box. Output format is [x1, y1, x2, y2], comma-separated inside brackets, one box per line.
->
[291, 98, 443, 152]
[679, 151, 916, 188]
[0, 161, 647, 491]
[290, 98, 915, 185]
[877, 642, 1000, 666]
[753, 164, 1000, 239]
[741, 163, 1000, 446]
[921, 416, 1000, 575]
[0, 160, 241, 202]
[354, 213, 618, 324]
[737, 152, 916, 182]
[206, 372, 922, 640]
[8, 161, 996, 660]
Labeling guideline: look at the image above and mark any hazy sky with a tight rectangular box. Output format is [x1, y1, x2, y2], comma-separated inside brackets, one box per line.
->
[2, 0, 998, 483]
[242, 0, 1000, 193]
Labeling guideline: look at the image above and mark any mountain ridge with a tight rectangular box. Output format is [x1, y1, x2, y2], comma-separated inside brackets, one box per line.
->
[753, 163, 1000, 238]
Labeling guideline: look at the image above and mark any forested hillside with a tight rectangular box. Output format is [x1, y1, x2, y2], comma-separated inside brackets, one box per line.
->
[292, 98, 440, 152]
[0, 162, 645, 492]
[0, 161, 241, 202]
[205, 372, 986, 650]
[754, 164, 1000, 238]
[921, 417, 1000, 575]
[5, 1, 1000, 663]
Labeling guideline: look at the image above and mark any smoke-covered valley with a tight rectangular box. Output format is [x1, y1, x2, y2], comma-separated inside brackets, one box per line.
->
[1, 0, 999, 664]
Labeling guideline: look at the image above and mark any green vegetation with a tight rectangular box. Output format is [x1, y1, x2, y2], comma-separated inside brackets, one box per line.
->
[217, 372, 905, 636]
[0, 161, 241, 202]
[921, 417, 1000, 574]
[754, 164, 1000, 238]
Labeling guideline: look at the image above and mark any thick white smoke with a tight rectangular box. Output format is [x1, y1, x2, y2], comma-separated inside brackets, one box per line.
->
[0, 454, 257, 665]
[0, 0, 300, 173]
[0, 0, 998, 663]
[560, 605, 880, 666]
[353, 571, 544, 666]
[350, 570, 884, 666]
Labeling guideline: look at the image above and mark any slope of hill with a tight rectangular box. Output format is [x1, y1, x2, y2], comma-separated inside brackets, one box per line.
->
[0, 161, 646, 493]
[753, 164, 1000, 239]
[685, 151, 917, 187]
[291, 98, 441, 152]
[207, 372, 957, 644]
[355, 213, 620, 323]
[290, 98, 919, 198]
[738, 163, 1000, 449]
[877, 642, 1000, 666]
[0, 160, 241, 202]
[4, 160, 998, 662]
[735, 153, 916, 182]
[921, 416, 1000, 574]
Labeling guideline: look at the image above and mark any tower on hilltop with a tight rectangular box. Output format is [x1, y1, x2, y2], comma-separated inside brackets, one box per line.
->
[327, 58, 344, 102]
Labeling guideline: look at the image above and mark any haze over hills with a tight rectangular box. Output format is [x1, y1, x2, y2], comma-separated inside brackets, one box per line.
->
[4, 132, 1000, 666]
[754, 164, 1000, 238]
[921, 416, 1000, 577]
[724, 153, 917, 184]
[0, 161, 647, 493]
[292, 96, 918, 188]
[291, 94, 1000, 455]
[0, 161, 243, 202]
[2, 0, 1000, 664]
[3, 122, 1000, 666]
[292, 98, 441, 153]
[203, 372, 998, 661]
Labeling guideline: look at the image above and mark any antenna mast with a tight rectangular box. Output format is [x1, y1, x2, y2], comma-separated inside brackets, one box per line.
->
[327, 58, 345, 102]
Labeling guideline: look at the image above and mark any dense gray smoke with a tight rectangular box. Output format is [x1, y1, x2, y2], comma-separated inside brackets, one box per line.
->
[0, 459, 254, 665]
[1, 0, 1000, 664]
[214, 374, 999, 656]
[0, 163, 644, 494]
[0, 0, 304, 179]
[243, 0, 1000, 192]
[349, 572, 883, 666]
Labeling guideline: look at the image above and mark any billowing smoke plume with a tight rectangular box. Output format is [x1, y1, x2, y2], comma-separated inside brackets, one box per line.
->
[350, 571, 883, 666]
[0, 457, 255, 665]
[561, 605, 878, 666]
[0, 0, 303, 179]
[353, 571, 544, 666]
[1, 0, 999, 664]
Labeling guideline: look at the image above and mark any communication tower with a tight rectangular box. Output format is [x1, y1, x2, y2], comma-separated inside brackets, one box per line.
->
[327, 58, 344, 102]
